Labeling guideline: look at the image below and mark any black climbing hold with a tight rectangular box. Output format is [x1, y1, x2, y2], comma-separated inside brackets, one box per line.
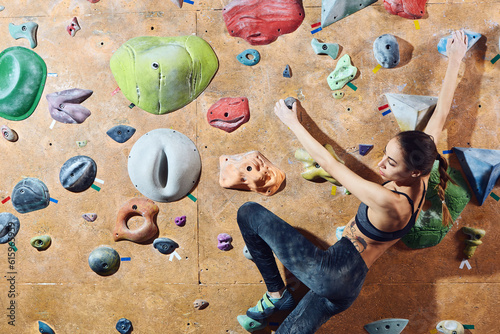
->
[106, 125, 136, 143]
[11, 178, 50, 214]
[284, 97, 297, 109]
[153, 237, 179, 255]
[59, 155, 97, 192]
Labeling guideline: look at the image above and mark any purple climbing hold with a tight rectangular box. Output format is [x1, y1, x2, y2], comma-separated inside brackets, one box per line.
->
[175, 215, 186, 226]
[359, 144, 374, 156]
[82, 213, 98, 222]
[217, 233, 233, 251]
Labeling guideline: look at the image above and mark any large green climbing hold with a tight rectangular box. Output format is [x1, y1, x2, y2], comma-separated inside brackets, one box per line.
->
[110, 36, 218, 115]
[0, 47, 47, 121]
[402, 161, 472, 249]
[321, 0, 377, 28]
[295, 144, 344, 185]
[327, 54, 357, 91]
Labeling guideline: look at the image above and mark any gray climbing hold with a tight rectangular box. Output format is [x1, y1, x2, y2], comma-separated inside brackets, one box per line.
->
[1, 125, 18, 142]
[385, 93, 437, 131]
[237, 49, 260, 66]
[88, 246, 120, 276]
[283, 64, 292, 78]
[437, 30, 482, 57]
[0, 6, 5, 11]
[59, 155, 97, 192]
[38, 321, 55, 334]
[373, 34, 400, 68]
[327, 54, 357, 90]
[321, 0, 377, 28]
[11, 178, 50, 214]
[364, 318, 408, 334]
[46, 88, 93, 124]
[9, 22, 38, 48]
[106, 125, 136, 143]
[116, 318, 133, 334]
[0, 212, 20, 244]
[311, 38, 339, 60]
[284, 97, 297, 109]
[243, 245, 253, 261]
[153, 238, 179, 255]
[82, 213, 98, 222]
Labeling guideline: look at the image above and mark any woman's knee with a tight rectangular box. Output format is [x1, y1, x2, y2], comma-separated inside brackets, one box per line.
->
[237, 201, 262, 225]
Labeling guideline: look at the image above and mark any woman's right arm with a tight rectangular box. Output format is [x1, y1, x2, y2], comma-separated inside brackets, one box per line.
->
[424, 30, 468, 144]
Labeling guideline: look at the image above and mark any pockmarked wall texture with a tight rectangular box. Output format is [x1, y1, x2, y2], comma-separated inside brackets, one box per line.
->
[0, 0, 499, 333]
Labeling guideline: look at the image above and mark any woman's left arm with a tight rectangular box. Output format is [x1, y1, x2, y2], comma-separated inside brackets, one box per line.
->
[274, 99, 398, 210]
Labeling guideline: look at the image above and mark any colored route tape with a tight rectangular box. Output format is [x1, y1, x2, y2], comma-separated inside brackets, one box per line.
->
[429, 330, 438, 334]
[311, 22, 321, 28]
[47, 73, 58, 77]
[331, 186, 337, 195]
[382, 109, 392, 116]
[91, 184, 101, 192]
[94, 178, 104, 184]
[111, 87, 121, 96]
[346, 82, 357, 91]
[491, 54, 500, 64]
[311, 27, 322, 34]
[129, 103, 135, 109]
[372, 64, 382, 73]
[121, 257, 131, 261]
[442, 149, 453, 154]
[1, 196, 11, 204]
[50, 198, 58, 203]
[490, 192, 500, 201]
[463, 325, 474, 329]
[378, 104, 389, 111]
[49, 120, 56, 129]
[187, 193, 197, 202]
[8, 242, 17, 252]
[184, 0, 194, 3]
[414, 20, 420, 30]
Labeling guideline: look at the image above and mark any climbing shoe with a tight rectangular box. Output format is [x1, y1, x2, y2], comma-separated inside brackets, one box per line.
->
[246, 289, 295, 321]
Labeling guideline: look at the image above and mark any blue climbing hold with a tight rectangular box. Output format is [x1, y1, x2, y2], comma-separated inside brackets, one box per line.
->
[38, 321, 55, 334]
[283, 64, 292, 78]
[437, 30, 482, 57]
[106, 125, 136, 143]
[237, 49, 260, 66]
[359, 144, 374, 156]
[116, 318, 133, 334]
[453, 147, 500, 206]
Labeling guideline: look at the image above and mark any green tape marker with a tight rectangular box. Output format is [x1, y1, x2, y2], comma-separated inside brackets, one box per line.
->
[91, 184, 101, 192]
[346, 82, 357, 91]
[491, 54, 500, 64]
[8, 242, 17, 252]
[463, 325, 474, 329]
[187, 193, 197, 202]
[491, 192, 500, 201]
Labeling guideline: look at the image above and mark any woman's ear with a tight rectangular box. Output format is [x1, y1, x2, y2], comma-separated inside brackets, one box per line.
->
[411, 170, 422, 178]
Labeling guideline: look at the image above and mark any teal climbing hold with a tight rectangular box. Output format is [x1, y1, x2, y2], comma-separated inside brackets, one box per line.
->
[237, 49, 260, 66]
[453, 147, 500, 206]
[0, 46, 47, 121]
[9, 22, 38, 48]
[38, 321, 55, 334]
[237, 315, 267, 332]
[327, 54, 357, 90]
[321, 0, 377, 28]
[311, 38, 339, 60]
[402, 161, 471, 249]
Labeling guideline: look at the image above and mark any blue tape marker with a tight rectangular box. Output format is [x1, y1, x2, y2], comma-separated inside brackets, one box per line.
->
[382, 109, 392, 116]
[121, 257, 131, 261]
[442, 149, 453, 154]
[184, 0, 194, 3]
[311, 27, 322, 34]
[50, 198, 58, 203]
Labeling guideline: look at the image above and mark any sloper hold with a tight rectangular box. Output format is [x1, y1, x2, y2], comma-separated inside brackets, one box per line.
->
[311, 38, 339, 60]
[0, 47, 47, 121]
[46, 88, 93, 124]
[0, 212, 20, 244]
[38, 321, 55, 334]
[88, 246, 120, 276]
[385, 93, 437, 131]
[321, 0, 377, 28]
[383, 0, 428, 19]
[327, 54, 357, 91]
[12, 178, 50, 214]
[207, 97, 250, 133]
[223, 0, 305, 45]
[453, 147, 500, 206]
[373, 34, 400, 68]
[9, 22, 38, 48]
[106, 125, 136, 143]
[153, 237, 179, 254]
[437, 30, 482, 57]
[364, 318, 408, 334]
[59, 155, 97, 192]
[171, 0, 183, 8]
[436, 320, 464, 334]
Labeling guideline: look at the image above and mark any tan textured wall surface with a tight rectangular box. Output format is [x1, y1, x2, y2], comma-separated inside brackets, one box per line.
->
[0, 0, 499, 333]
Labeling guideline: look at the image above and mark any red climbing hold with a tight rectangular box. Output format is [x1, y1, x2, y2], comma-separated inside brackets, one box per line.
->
[223, 0, 305, 45]
[207, 97, 250, 133]
[383, 0, 428, 19]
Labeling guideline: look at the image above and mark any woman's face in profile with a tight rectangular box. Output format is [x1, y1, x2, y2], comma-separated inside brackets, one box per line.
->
[377, 137, 415, 181]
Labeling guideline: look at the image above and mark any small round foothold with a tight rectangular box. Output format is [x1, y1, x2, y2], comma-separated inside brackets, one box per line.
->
[82, 213, 98, 222]
[333, 91, 344, 99]
[30, 235, 51, 250]
[1, 125, 18, 142]
[243, 245, 253, 261]
[284, 97, 297, 109]
[115, 318, 133, 334]
[237, 49, 260, 66]
[217, 233, 233, 251]
[193, 299, 209, 310]
[88, 246, 120, 276]
[153, 238, 179, 255]
[175, 215, 186, 227]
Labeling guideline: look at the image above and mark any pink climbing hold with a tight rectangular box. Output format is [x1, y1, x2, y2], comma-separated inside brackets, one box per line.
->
[217, 233, 233, 251]
[175, 216, 186, 227]
[223, 0, 305, 45]
[67, 17, 81, 37]
[88, 0, 100, 3]
[383, 0, 428, 19]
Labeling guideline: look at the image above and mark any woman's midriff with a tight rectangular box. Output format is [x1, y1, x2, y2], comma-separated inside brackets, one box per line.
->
[341, 216, 399, 268]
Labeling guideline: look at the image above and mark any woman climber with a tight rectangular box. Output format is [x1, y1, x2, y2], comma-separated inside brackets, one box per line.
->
[236, 30, 469, 333]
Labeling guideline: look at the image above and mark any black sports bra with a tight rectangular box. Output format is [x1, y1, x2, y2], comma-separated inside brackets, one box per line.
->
[355, 181, 426, 242]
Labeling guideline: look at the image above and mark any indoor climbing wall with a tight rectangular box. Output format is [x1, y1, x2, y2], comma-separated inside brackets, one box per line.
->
[0, 0, 499, 333]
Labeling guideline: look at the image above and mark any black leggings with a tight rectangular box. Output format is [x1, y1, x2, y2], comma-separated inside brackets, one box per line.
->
[237, 202, 369, 334]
